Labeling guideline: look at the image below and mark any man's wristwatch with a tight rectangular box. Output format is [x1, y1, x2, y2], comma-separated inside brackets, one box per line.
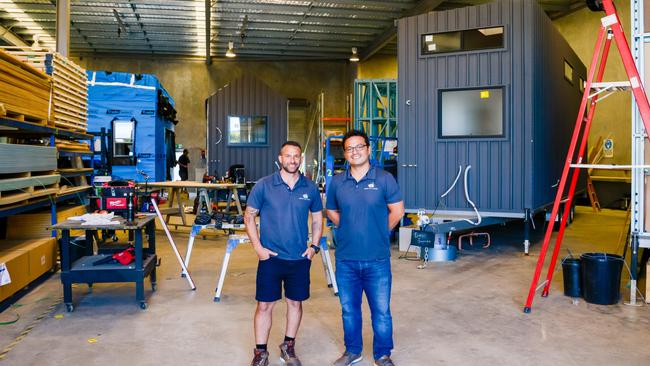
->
[310, 244, 321, 254]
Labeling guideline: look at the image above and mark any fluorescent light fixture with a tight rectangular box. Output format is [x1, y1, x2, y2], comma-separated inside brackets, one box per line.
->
[478, 27, 503, 36]
[425, 35, 434, 43]
[349, 47, 359, 62]
[226, 41, 236, 58]
[427, 43, 437, 51]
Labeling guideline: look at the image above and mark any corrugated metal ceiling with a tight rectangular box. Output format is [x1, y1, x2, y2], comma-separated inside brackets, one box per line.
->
[0, 0, 585, 59]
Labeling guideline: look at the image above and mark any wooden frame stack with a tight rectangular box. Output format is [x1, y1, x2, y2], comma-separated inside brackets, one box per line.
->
[0, 49, 51, 125]
[2, 47, 88, 132]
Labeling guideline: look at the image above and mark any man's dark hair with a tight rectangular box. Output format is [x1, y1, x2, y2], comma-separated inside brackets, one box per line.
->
[280, 141, 302, 154]
[183, 149, 188, 154]
[342, 129, 369, 149]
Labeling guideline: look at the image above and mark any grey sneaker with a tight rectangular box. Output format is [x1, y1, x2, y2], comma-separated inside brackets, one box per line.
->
[279, 340, 302, 366]
[333, 351, 363, 366]
[374, 355, 395, 366]
[250, 348, 269, 366]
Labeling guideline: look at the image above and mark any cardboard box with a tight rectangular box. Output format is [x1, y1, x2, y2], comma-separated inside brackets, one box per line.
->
[0, 249, 30, 302]
[0, 237, 57, 283]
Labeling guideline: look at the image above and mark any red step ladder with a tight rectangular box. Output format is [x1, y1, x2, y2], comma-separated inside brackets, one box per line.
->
[523, 0, 650, 313]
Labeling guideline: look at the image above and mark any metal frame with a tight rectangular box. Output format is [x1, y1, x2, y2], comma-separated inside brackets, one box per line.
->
[0, 1, 583, 59]
[631, 0, 650, 250]
[354, 79, 397, 167]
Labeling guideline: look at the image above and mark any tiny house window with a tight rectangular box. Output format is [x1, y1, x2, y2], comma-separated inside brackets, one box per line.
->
[421, 26, 504, 55]
[112, 119, 136, 166]
[579, 77, 585, 93]
[564, 60, 574, 84]
[439, 87, 504, 138]
[228, 116, 268, 145]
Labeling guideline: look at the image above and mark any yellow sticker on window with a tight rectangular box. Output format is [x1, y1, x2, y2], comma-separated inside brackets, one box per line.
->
[480, 90, 490, 99]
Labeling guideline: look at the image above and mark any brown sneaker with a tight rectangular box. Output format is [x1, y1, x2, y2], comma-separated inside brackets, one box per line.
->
[279, 340, 302, 366]
[333, 351, 363, 366]
[250, 348, 269, 366]
[374, 355, 395, 366]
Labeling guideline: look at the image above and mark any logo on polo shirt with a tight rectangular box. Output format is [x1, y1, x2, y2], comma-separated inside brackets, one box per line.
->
[364, 183, 378, 191]
[298, 193, 310, 201]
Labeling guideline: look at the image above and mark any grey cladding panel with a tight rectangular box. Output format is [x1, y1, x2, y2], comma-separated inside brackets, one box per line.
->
[206, 75, 288, 181]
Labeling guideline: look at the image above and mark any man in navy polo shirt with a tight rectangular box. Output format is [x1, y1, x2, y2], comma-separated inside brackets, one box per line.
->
[326, 130, 404, 366]
[244, 141, 323, 366]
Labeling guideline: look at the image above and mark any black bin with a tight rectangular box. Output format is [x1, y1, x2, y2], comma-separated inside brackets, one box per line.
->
[562, 258, 582, 297]
[580, 253, 624, 305]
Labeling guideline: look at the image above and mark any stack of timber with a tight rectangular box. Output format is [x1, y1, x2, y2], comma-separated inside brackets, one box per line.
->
[0, 143, 59, 206]
[55, 138, 91, 153]
[0, 49, 51, 125]
[2, 47, 87, 132]
[6, 204, 86, 239]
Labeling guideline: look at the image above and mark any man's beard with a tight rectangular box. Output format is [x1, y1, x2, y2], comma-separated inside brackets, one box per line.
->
[281, 163, 299, 174]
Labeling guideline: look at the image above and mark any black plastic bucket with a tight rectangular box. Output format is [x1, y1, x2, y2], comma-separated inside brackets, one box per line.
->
[562, 258, 582, 297]
[580, 253, 624, 305]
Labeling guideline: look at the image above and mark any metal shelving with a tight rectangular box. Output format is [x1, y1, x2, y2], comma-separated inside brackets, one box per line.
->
[0, 117, 91, 222]
[353, 79, 398, 168]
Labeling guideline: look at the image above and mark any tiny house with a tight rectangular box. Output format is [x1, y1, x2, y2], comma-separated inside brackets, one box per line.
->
[397, 0, 586, 218]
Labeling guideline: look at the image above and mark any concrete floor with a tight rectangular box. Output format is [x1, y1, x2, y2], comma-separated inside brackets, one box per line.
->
[0, 206, 648, 365]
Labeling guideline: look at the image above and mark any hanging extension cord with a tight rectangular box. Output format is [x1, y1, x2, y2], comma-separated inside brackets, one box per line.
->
[441, 165, 462, 198]
[462, 165, 481, 226]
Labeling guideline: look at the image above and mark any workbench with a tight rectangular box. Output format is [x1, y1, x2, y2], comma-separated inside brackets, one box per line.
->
[137, 181, 245, 226]
[50, 215, 157, 311]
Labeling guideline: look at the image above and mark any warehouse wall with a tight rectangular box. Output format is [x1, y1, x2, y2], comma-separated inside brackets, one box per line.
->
[358, 54, 398, 79]
[553, 2, 631, 170]
[75, 57, 353, 153]
[554, 2, 631, 207]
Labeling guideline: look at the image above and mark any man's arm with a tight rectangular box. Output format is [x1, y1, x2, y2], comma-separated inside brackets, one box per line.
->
[244, 206, 277, 260]
[326, 209, 340, 227]
[388, 201, 405, 230]
[302, 211, 323, 259]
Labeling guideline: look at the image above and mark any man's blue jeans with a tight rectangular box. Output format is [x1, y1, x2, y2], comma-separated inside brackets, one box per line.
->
[335, 258, 393, 360]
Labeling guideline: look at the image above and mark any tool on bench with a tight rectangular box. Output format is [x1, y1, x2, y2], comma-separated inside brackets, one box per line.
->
[92, 246, 136, 266]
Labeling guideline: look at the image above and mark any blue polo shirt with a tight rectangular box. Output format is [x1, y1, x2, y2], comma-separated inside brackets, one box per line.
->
[247, 171, 323, 260]
[326, 166, 402, 260]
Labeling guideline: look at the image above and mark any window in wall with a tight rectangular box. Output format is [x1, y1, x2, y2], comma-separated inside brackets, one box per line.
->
[579, 77, 585, 93]
[564, 60, 574, 84]
[439, 87, 504, 138]
[112, 119, 136, 165]
[421, 26, 504, 55]
[228, 116, 268, 145]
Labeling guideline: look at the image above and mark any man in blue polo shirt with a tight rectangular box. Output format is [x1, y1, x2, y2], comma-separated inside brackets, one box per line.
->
[244, 141, 323, 366]
[326, 130, 404, 366]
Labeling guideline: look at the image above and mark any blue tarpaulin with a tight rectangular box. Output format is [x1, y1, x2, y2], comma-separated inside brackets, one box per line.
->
[86, 71, 176, 182]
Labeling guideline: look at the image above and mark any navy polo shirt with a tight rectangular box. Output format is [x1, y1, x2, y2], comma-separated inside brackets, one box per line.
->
[326, 166, 402, 261]
[247, 171, 323, 260]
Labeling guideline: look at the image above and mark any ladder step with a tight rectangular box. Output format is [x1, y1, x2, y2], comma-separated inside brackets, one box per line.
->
[589, 81, 631, 91]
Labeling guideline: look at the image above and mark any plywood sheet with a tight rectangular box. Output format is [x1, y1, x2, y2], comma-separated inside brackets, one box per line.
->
[0, 144, 57, 174]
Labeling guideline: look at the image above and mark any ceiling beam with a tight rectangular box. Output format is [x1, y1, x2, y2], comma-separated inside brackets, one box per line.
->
[0, 24, 29, 47]
[359, 0, 444, 60]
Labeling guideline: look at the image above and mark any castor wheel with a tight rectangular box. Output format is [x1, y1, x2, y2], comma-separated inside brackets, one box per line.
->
[140, 302, 147, 310]
[65, 303, 74, 312]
